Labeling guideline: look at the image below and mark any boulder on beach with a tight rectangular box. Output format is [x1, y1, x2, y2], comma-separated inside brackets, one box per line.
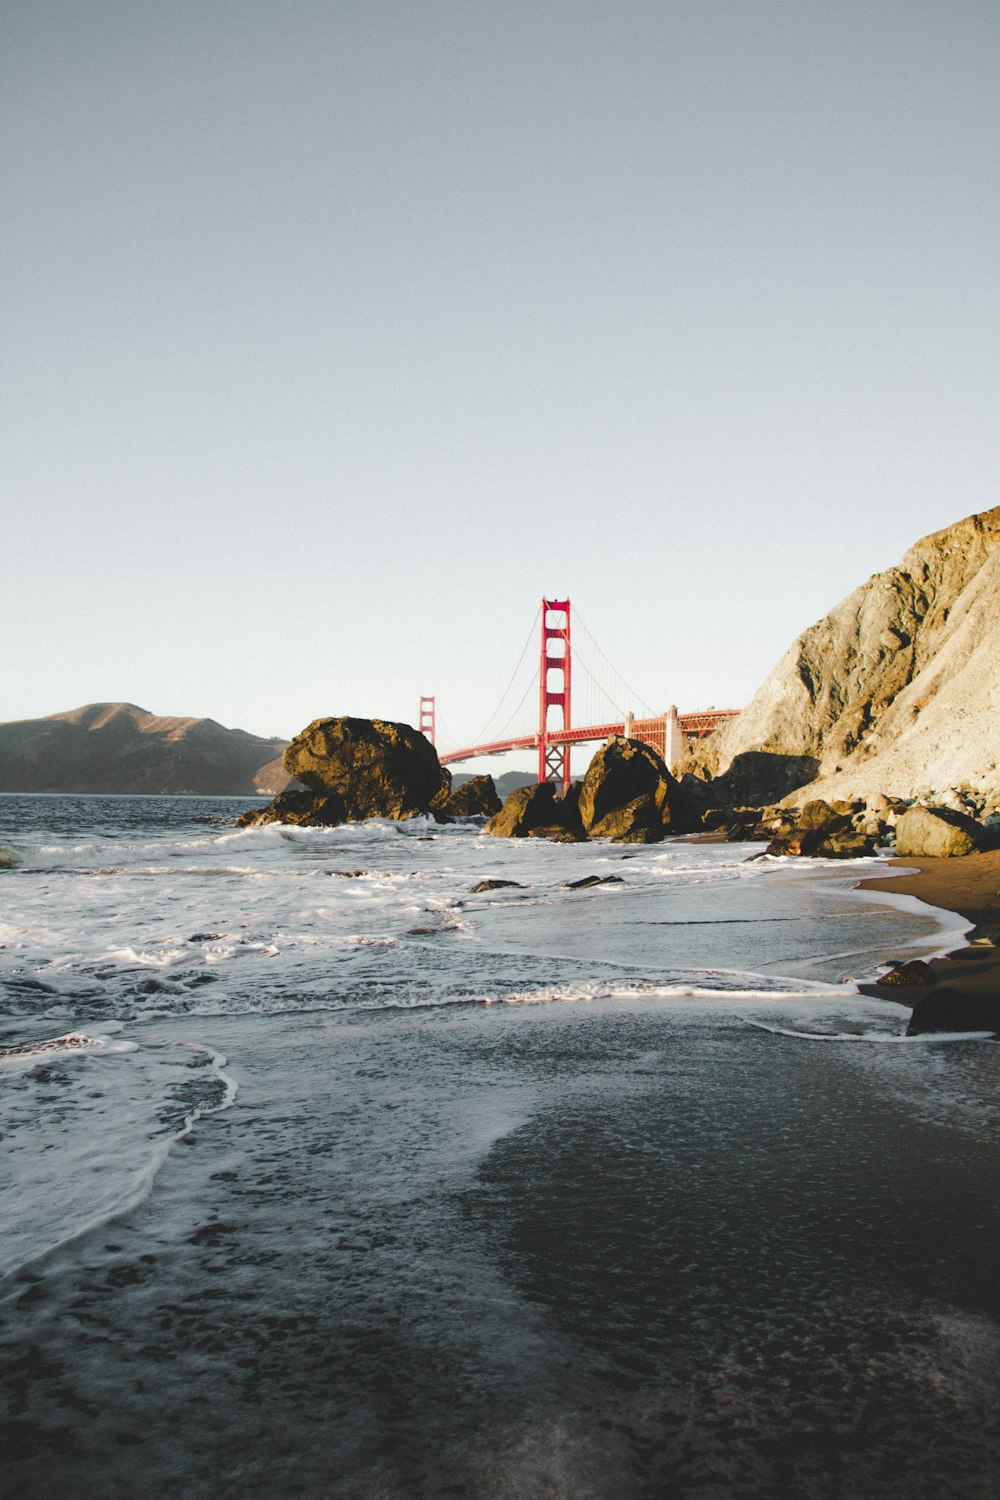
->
[875, 959, 938, 988]
[579, 737, 686, 842]
[894, 805, 987, 858]
[764, 826, 876, 858]
[442, 775, 502, 819]
[798, 800, 850, 834]
[906, 986, 1000, 1036]
[239, 716, 451, 828]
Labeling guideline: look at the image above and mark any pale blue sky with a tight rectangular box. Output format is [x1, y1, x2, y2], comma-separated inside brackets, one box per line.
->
[4, 1, 998, 771]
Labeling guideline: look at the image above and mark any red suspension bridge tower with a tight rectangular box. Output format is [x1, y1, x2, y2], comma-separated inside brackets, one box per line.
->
[426, 597, 740, 780]
[539, 598, 572, 788]
[419, 696, 436, 746]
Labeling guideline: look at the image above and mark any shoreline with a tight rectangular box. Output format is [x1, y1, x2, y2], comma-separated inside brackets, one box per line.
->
[856, 850, 1000, 1010]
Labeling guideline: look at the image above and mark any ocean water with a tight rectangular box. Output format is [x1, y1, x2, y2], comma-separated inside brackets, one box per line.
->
[1, 794, 999, 1498]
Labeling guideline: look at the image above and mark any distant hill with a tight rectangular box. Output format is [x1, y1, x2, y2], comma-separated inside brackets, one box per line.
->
[0, 703, 289, 796]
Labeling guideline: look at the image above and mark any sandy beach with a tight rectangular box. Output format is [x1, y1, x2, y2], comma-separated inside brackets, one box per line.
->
[860, 850, 1000, 1010]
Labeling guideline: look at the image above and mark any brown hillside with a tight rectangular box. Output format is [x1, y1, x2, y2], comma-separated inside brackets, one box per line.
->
[0, 703, 288, 796]
[684, 506, 1000, 806]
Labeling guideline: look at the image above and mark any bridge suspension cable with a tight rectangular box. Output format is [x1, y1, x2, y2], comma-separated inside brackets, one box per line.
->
[572, 651, 629, 719]
[428, 592, 740, 778]
[458, 601, 542, 750]
[571, 603, 658, 717]
[484, 666, 540, 747]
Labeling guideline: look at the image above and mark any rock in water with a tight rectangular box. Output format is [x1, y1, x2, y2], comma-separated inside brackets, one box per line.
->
[442, 775, 502, 818]
[578, 737, 685, 841]
[894, 805, 987, 858]
[485, 783, 562, 838]
[239, 717, 451, 828]
[283, 717, 451, 821]
[236, 789, 346, 828]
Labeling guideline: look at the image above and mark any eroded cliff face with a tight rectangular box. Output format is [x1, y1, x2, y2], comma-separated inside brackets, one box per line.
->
[684, 506, 1000, 805]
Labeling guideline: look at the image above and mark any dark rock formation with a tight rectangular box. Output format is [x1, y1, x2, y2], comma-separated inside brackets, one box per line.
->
[236, 788, 346, 828]
[765, 826, 876, 858]
[894, 805, 987, 858]
[762, 798, 877, 858]
[470, 879, 524, 893]
[238, 716, 453, 829]
[560, 875, 625, 890]
[283, 717, 450, 820]
[441, 775, 502, 819]
[579, 737, 687, 842]
[0, 702, 288, 796]
[798, 799, 849, 834]
[814, 829, 878, 858]
[485, 783, 585, 839]
[875, 959, 938, 988]
[587, 793, 664, 843]
[906, 987, 1000, 1036]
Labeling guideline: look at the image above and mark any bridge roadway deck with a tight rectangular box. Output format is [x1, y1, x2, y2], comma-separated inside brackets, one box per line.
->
[439, 711, 738, 766]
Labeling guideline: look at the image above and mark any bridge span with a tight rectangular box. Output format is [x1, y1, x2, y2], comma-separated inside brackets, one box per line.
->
[427, 598, 739, 785]
[439, 709, 738, 773]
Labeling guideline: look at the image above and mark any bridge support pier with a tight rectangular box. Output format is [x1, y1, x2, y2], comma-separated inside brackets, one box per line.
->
[665, 705, 685, 772]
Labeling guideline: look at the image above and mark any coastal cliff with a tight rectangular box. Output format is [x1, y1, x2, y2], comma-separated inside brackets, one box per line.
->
[684, 506, 1000, 807]
[0, 703, 289, 796]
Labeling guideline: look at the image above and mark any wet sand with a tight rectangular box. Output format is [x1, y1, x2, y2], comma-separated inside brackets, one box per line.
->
[859, 850, 1000, 1007]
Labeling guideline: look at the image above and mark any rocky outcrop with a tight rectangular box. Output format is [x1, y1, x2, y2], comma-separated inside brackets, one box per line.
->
[579, 737, 688, 842]
[441, 775, 502, 819]
[906, 987, 1000, 1036]
[874, 959, 938, 988]
[761, 799, 879, 858]
[282, 717, 450, 819]
[239, 717, 451, 829]
[894, 805, 988, 858]
[0, 703, 288, 796]
[484, 737, 694, 843]
[683, 506, 1000, 807]
[484, 783, 585, 840]
[237, 788, 346, 828]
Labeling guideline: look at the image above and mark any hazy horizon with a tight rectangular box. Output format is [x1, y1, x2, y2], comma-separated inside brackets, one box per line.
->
[5, 1, 998, 752]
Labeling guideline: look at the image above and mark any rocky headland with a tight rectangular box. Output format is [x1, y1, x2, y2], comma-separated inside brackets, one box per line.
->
[681, 505, 1000, 814]
[0, 703, 289, 797]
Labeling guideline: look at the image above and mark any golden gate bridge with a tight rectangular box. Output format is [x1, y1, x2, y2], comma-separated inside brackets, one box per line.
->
[420, 598, 738, 789]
